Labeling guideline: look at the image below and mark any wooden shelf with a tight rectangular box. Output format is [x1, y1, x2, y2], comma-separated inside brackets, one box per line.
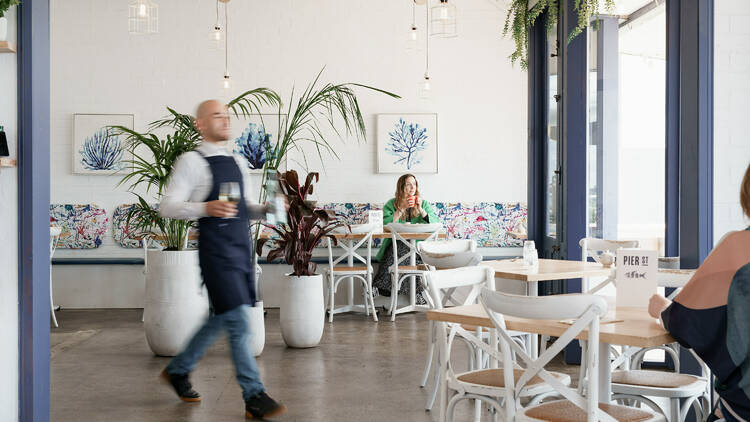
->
[0, 158, 17, 167]
[0, 41, 16, 53]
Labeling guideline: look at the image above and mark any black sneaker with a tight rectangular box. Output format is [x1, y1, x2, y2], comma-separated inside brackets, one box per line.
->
[245, 391, 287, 419]
[160, 369, 201, 402]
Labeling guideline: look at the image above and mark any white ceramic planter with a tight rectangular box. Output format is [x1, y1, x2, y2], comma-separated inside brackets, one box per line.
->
[0, 17, 7, 41]
[248, 301, 265, 357]
[143, 249, 208, 357]
[279, 274, 325, 348]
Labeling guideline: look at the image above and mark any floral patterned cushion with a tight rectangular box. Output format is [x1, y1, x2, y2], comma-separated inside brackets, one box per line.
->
[112, 204, 143, 248]
[50, 204, 109, 249]
[433, 202, 526, 248]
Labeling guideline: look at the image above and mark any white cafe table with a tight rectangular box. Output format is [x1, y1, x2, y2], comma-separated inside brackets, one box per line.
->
[427, 304, 674, 422]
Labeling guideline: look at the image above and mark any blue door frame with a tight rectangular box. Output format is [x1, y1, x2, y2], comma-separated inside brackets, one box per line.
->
[18, 1, 51, 421]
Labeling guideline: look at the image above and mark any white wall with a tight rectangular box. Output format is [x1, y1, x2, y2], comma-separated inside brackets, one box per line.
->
[0, 7, 19, 421]
[49, 0, 527, 306]
[715, 0, 750, 241]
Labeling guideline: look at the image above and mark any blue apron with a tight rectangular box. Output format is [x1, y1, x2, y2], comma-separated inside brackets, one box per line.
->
[196, 151, 256, 314]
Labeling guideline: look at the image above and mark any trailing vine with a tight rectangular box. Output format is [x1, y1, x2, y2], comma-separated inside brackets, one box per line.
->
[503, 0, 616, 69]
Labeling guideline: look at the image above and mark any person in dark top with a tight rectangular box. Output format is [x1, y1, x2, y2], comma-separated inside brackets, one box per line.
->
[649, 162, 750, 422]
[158, 99, 286, 420]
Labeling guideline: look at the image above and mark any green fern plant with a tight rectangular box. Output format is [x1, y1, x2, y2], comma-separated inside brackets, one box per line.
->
[0, 0, 20, 18]
[503, 0, 616, 69]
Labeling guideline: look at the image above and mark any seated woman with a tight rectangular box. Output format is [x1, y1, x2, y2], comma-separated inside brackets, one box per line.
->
[649, 162, 750, 422]
[373, 173, 437, 303]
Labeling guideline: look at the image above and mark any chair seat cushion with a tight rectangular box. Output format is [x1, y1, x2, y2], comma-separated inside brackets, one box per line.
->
[455, 368, 568, 388]
[421, 251, 483, 269]
[523, 400, 658, 422]
[612, 369, 704, 388]
[391, 265, 430, 272]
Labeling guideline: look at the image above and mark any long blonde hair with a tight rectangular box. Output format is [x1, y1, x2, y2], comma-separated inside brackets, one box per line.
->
[395, 173, 420, 220]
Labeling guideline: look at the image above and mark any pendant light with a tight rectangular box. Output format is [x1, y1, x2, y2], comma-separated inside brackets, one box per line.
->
[128, 0, 158, 34]
[430, 0, 457, 38]
[210, 0, 223, 49]
[417, 4, 431, 100]
[222, 0, 231, 90]
[406, 0, 420, 52]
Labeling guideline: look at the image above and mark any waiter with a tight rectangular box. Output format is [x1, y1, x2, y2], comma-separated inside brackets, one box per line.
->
[158, 99, 286, 420]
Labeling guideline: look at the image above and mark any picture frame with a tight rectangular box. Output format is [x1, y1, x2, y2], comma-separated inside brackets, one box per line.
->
[72, 113, 135, 175]
[376, 113, 438, 174]
[232, 113, 287, 173]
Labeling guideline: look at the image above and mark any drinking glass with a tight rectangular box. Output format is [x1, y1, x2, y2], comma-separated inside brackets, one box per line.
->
[219, 182, 240, 218]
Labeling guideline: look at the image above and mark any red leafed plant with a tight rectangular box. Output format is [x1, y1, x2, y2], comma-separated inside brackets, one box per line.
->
[256, 170, 346, 276]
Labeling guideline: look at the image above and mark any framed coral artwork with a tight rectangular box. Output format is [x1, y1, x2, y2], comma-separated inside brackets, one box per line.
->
[72, 113, 134, 175]
[377, 113, 438, 174]
[232, 113, 287, 173]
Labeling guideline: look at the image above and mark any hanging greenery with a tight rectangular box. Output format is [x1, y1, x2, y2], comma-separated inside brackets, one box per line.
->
[503, 0, 616, 69]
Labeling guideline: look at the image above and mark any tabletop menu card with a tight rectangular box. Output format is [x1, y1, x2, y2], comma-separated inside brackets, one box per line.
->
[368, 210, 384, 234]
[616, 248, 658, 308]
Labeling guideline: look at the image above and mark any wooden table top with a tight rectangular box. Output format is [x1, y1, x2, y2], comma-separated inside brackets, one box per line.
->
[331, 232, 447, 240]
[427, 304, 674, 348]
[485, 259, 614, 282]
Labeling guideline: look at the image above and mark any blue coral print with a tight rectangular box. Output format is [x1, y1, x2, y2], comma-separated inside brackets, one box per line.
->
[234, 122, 273, 170]
[79, 128, 126, 171]
[385, 118, 428, 170]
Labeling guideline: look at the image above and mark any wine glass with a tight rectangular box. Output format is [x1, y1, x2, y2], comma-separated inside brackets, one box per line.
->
[219, 182, 241, 218]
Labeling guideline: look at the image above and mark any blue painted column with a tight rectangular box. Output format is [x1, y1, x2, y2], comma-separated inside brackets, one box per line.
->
[17, 0, 51, 421]
[527, 12, 547, 247]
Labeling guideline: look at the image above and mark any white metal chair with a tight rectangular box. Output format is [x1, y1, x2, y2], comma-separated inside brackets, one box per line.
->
[386, 223, 440, 321]
[421, 266, 501, 414]
[478, 289, 663, 422]
[606, 269, 708, 422]
[325, 230, 378, 322]
[580, 238, 639, 294]
[50, 226, 62, 328]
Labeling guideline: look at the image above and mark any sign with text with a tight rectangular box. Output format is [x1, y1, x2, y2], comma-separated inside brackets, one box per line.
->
[616, 248, 658, 308]
[368, 210, 384, 234]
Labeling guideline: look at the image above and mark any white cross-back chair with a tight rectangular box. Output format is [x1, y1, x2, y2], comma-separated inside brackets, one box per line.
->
[478, 289, 664, 422]
[386, 223, 440, 321]
[50, 226, 62, 328]
[605, 270, 708, 422]
[325, 230, 378, 322]
[421, 266, 502, 414]
[418, 239, 483, 308]
[580, 238, 639, 294]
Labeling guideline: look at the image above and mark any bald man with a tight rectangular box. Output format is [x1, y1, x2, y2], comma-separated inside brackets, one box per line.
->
[159, 100, 286, 419]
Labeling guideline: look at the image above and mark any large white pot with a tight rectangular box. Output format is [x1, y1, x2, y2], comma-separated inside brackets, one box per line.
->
[248, 301, 265, 357]
[143, 249, 208, 357]
[280, 274, 325, 348]
[0, 17, 7, 41]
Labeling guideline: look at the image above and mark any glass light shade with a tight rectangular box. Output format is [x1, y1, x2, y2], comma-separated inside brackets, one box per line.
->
[407, 26, 421, 52]
[417, 75, 431, 99]
[212, 26, 222, 41]
[430, 1, 457, 38]
[128, 0, 159, 34]
[222, 74, 231, 90]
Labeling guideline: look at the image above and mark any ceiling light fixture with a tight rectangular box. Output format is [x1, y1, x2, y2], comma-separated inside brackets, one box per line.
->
[128, 0, 158, 34]
[430, 0, 457, 38]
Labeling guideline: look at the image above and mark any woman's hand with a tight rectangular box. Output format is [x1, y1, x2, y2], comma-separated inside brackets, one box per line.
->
[648, 294, 672, 319]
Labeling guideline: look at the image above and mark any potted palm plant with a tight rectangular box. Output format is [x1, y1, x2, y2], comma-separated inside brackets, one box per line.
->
[257, 171, 346, 348]
[112, 89, 281, 357]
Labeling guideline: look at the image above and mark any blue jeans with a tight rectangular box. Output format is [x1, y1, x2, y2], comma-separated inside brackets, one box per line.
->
[166, 304, 265, 401]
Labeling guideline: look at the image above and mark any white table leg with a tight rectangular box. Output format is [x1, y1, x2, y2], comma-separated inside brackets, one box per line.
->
[598, 341, 612, 403]
[528, 280, 538, 359]
[410, 239, 417, 307]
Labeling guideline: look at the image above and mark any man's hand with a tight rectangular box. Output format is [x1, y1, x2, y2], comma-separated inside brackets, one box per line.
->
[206, 200, 238, 218]
[648, 294, 672, 319]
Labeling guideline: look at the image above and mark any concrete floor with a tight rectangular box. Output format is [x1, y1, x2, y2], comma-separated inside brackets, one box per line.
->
[50, 308, 580, 422]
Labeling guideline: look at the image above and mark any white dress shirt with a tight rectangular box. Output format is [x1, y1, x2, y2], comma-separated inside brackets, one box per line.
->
[159, 141, 266, 220]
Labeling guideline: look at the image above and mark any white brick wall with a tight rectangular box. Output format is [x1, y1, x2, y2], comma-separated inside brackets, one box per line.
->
[50, 0, 528, 259]
[0, 7, 19, 421]
[715, 0, 750, 242]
